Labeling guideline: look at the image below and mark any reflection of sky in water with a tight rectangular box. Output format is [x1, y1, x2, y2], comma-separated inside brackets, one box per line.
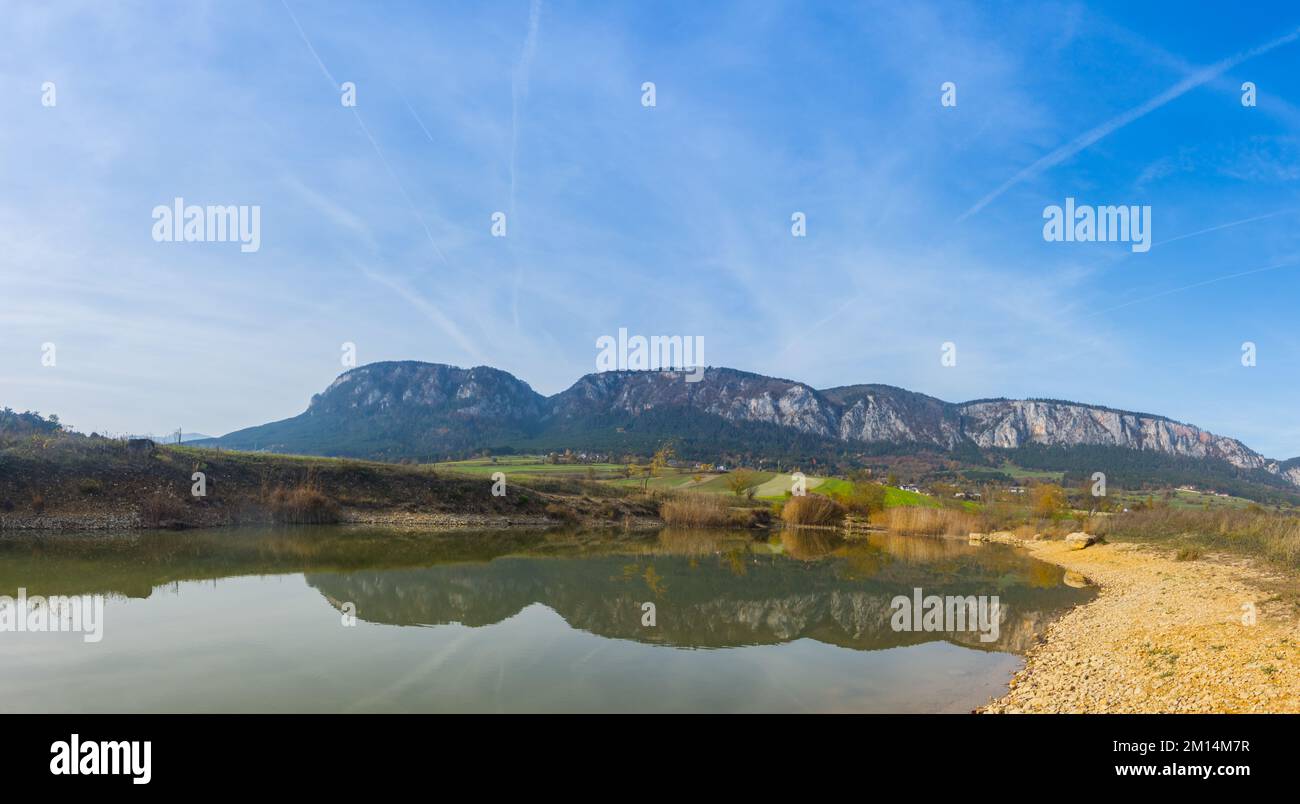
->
[0, 529, 1091, 713]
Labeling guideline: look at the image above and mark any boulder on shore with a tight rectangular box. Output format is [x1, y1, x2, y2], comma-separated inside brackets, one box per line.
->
[1062, 570, 1091, 588]
[1065, 532, 1100, 550]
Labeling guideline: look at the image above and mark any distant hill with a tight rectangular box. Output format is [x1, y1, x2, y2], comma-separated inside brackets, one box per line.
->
[127, 432, 214, 444]
[200, 361, 1300, 498]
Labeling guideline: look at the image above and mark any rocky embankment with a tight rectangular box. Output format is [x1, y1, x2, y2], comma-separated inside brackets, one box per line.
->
[981, 539, 1300, 713]
[0, 512, 146, 531]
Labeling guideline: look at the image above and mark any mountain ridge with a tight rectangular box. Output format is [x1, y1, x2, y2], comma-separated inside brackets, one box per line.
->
[204, 361, 1300, 490]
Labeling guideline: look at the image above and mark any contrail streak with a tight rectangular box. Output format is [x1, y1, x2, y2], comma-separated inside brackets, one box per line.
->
[958, 26, 1300, 222]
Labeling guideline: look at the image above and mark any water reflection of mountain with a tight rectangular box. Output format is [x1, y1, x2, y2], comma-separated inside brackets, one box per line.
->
[306, 530, 1093, 654]
[0, 526, 556, 599]
[0, 525, 1092, 654]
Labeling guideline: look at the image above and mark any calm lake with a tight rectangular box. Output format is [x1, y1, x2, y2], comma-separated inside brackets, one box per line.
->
[0, 526, 1092, 713]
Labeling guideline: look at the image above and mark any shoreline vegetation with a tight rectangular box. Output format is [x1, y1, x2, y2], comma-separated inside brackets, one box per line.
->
[0, 426, 663, 532]
[6, 428, 1300, 574]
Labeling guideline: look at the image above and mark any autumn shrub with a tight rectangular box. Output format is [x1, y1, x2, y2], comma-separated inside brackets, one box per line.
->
[725, 469, 758, 497]
[780, 494, 846, 527]
[660, 493, 733, 528]
[267, 485, 341, 525]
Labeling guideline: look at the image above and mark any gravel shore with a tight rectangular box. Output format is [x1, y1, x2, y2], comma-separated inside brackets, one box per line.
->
[981, 539, 1300, 713]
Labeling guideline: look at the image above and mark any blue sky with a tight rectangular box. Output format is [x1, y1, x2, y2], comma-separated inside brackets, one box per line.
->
[3, 1, 1300, 456]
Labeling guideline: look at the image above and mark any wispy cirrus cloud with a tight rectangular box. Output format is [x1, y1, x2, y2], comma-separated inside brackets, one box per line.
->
[957, 25, 1300, 221]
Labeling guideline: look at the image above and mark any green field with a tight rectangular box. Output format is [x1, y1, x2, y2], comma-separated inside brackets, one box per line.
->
[433, 456, 983, 511]
[752, 473, 824, 498]
[998, 462, 1066, 482]
[803, 476, 851, 497]
[883, 486, 942, 508]
[1114, 488, 1259, 511]
[432, 456, 628, 479]
[608, 473, 711, 491]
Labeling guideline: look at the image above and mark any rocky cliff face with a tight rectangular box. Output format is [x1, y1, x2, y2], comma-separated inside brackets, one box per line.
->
[822, 384, 965, 447]
[546, 368, 839, 437]
[544, 371, 1278, 480]
[1277, 458, 1300, 486]
[309, 361, 545, 422]
[956, 400, 1271, 472]
[211, 361, 1298, 487]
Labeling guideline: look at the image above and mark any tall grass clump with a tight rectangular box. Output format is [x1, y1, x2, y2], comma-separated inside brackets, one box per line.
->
[876, 505, 978, 537]
[1093, 506, 1300, 566]
[267, 485, 341, 525]
[780, 494, 846, 527]
[544, 502, 579, 523]
[138, 489, 187, 528]
[659, 493, 733, 528]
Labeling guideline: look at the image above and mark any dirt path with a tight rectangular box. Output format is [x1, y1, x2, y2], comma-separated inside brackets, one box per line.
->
[981, 540, 1300, 713]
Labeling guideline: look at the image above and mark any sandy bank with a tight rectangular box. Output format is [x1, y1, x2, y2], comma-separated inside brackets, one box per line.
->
[982, 539, 1300, 713]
